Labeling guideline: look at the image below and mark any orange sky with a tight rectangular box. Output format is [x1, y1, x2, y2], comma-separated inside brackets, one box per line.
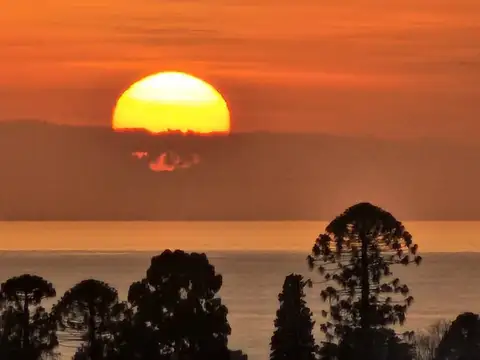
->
[1, 0, 480, 139]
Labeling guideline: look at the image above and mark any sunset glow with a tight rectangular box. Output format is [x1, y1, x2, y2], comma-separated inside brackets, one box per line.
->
[112, 72, 230, 134]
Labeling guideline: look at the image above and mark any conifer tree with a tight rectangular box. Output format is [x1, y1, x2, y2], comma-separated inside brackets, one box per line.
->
[307, 202, 422, 360]
[270, 273, 317, 360]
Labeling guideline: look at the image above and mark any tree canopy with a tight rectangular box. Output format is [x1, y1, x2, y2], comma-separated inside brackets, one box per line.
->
[127, 249, 231, 360]
[53, 279, 123, 360]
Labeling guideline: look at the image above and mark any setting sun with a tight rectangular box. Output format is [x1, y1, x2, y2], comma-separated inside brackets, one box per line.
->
[112, 72, 230, 134]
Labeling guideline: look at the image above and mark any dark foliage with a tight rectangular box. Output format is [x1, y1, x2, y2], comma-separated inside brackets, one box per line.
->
[435, 312, 480, 360]
[52, 279, 124, 360]
[270, 274, 317, 360]
[0, 274, 58, 360]
[0, 251, 239, 360]
[125, 250, 231, 360]
[307, 202, 422, 360]
[325, 327, 414, 360]
[230, 349, 249, 360]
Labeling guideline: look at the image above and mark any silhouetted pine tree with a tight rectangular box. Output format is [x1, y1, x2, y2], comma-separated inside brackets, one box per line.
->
[270, 273, 317, 360]
[307, 202, 422, 360]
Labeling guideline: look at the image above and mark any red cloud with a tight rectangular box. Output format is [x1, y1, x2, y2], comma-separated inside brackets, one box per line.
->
[149, 153, 175, 172]
[131, 151, 200, 172]
[148, 152, 201, 172]
[132, 151, 148, 159]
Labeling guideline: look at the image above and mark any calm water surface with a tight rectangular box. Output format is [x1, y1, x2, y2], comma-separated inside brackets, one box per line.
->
[1, 221, 480, 359]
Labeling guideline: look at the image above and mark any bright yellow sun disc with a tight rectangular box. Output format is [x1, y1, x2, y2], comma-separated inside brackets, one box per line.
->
[112, 72, 230, 134]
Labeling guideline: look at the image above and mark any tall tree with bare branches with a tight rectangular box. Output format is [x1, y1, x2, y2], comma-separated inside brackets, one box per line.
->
[410, 320, 450, 360]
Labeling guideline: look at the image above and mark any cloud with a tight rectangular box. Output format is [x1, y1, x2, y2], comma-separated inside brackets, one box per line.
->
[131, 151, 200, 172]
[132, 151, 148, 159]
[149, 153, 176, 172]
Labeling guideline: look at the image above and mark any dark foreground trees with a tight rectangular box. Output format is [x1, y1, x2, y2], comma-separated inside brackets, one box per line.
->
[270, 274, 317, 360]
[308, 202, 422, 360]
[0, 250, 239, 360]
[0, 274, 58, 360]
[18, 239, 480, 360]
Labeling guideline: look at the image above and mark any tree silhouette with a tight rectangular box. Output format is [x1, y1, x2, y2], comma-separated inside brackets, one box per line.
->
[270, 273, 317, 360]
[307, 202, 422, 360]
[435, 312, 480, 360]
[333, 327, 413, 360]
[127, 249, 231, 360]
[0, 297, 18, 358]
[52, 279, 123, 360]
[0, 274, 57, 360]
[230, 349, 249, 360]
[102, 313, 161, 360]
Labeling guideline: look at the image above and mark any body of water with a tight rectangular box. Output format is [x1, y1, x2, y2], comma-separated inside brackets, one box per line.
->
[1, 221, 480, 359]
